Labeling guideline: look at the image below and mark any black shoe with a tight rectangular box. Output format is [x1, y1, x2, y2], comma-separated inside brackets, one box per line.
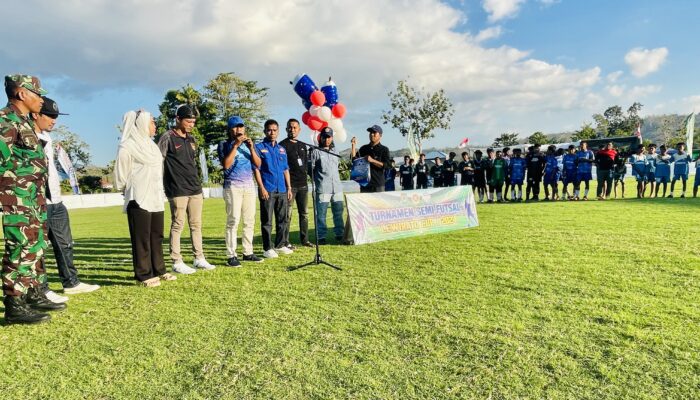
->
[242, 254, 264, 263]
[318, 238, 327, 245]
[26, 288, 67, 311]
[286, 244, 297, 251]
[335, 236, 343, 242]
[227, 257, 241, 267]
[4, 295, 51, 325]
[301, 241, 314, 248]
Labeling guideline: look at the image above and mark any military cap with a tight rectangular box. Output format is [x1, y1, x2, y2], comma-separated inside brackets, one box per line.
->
[4, 74, 48, 96]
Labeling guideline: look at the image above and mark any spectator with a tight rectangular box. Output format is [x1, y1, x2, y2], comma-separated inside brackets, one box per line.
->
[414, 153, 429, 189]
[629, 145, 648, 198]
[430, 157, 443, 188]
[254, 119, 293, 258]
[115, 110, 175, 287]
[217, 116, 264, 267]
[309, 127, 345, 244]
[399, 155, 414, 190]
[669, 142, 692, 198]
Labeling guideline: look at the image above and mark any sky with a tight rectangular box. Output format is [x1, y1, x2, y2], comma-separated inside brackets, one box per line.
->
[1, 0, 698, 165]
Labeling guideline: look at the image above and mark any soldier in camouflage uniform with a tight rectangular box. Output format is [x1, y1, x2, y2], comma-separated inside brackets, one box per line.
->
[1, 75, 66, 325]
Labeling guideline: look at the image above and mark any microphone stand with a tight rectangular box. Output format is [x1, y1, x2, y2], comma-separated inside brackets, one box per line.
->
[288, 140, 342, 271]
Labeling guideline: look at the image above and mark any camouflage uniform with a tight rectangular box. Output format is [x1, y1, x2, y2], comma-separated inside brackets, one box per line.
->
[0, 75, 49, 297]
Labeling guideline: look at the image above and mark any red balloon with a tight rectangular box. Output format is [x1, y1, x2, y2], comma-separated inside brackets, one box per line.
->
[331, 103, 347, 119]
[301, 111, 311, 125]
[307, 116, 325, 131]
[309, 90, 326, 107]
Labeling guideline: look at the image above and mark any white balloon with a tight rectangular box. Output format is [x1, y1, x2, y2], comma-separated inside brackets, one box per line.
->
[334, 127, 347, 143]
[309, 105, 322, 117]
[318, 106, 332, 122]
[328, 118, 344, 132]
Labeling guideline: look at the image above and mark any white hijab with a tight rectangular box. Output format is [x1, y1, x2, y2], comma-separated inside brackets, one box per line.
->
[119, 110, 162, 165]
[114, 110, 165, 213]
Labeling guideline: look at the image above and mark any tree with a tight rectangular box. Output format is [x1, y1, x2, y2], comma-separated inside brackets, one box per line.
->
[658, 116, 676, 146]
[528, 131, 549, 145]
[78, 175, 102, 194]
[203, 72, 269, 141]
[593, 103, 644, 137]
[572, 123, 597, 141]
[381, 79, 454, 153]
[625, 102, 643, 133]
[492, 132, 519, 147]
[52, 125, 91, 172]
[603, 105, 625, 136]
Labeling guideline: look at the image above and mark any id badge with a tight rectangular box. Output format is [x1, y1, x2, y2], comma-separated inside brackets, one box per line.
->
[297, 158, 303, 166]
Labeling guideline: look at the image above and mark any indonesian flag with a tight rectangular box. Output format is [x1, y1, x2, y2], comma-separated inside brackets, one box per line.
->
[634, 123, 641, 138]
[458, 138, 470, 148]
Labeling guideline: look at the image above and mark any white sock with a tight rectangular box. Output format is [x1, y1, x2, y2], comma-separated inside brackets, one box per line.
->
[497, 192, 502, 201]
[575, 190, 579, 197]
[511, 189, 516, 199]
[584, 189, 589, 197]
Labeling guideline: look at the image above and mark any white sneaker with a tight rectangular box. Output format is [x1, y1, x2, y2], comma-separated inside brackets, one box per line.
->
[263, 249, 279, 258]
[45, 290, 69, 303]
[63, 282, 101, 295]
[173, 262, 197, 274]
[275, 246, 293, 255]
[193, 258, 216, 270]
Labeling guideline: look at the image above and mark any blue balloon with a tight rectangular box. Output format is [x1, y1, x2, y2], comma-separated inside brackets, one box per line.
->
[321, 80, 338, 108]
[292, 74, 318, 101]
[302, 98, 312, 110]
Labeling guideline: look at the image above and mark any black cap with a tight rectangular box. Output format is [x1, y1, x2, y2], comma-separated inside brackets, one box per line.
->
[367, 124, 383, 134]
[176, 104, 197, 119]
[40, 97, 68, 118]
[320, 126, 334, 138]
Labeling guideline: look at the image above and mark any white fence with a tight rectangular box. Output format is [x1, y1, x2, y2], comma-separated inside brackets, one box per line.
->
[62, 182, 364, 210]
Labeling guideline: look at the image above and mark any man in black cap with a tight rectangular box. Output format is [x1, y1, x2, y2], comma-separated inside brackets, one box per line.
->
[158, 104, 215, 274]
[32, 97, 99, 302]
[350, 124, 391, 193]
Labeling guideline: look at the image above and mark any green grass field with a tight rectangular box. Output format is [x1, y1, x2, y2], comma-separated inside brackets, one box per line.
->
[1, 183, 699, 399]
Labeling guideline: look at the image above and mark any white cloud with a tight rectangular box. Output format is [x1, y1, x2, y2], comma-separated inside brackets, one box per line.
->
[482, 0, 526, 22]
[624, 47, 669, 77]
[0, 0, 605, 153]
[606, 84, 661, 99]
[606, 70, 623, 83]
[475, 26, 503, 42]
[607, 85, 625, 97]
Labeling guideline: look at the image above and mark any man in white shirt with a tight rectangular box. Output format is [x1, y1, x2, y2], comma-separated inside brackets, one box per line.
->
[32, 97, 99, 302]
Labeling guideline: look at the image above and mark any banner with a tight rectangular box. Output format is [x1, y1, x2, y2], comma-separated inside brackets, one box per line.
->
[346, 186, 479, 245]
[199, 150, 209, 184]
[686, 112, 695, 155]
[55, 144, 80, 194]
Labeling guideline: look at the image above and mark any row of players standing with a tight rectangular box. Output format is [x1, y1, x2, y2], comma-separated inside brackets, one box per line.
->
[387, 141, 697, 202]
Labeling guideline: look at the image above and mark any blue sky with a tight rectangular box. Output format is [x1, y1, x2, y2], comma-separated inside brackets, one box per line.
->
[1, 0, 697, 165]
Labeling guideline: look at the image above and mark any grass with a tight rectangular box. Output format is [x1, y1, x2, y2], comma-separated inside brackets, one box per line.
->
[1, 180, 699, 399]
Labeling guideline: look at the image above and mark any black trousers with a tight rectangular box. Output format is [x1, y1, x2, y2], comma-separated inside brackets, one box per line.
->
[284, 186, 309, 245]
[260, 192, 289, 251]
[127, 201, 166, 282]
[416, 176, 428, 189]
[42, 203, 80, 290]
[527, 176, 542, 198]
[360, 185, 385, 193]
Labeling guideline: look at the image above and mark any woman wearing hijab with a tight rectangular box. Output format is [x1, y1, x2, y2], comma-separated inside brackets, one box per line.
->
[114, 110, 175, 287]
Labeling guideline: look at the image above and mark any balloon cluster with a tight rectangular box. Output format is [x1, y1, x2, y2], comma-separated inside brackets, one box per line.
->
[291, 74, 348, 144]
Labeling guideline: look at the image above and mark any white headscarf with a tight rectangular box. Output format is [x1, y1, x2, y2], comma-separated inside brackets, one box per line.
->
[119, 110, 162, 166]
[114, 110, 166, 213]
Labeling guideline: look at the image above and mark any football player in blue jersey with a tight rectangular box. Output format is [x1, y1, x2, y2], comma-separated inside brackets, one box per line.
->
[575, 141, 595, 200]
